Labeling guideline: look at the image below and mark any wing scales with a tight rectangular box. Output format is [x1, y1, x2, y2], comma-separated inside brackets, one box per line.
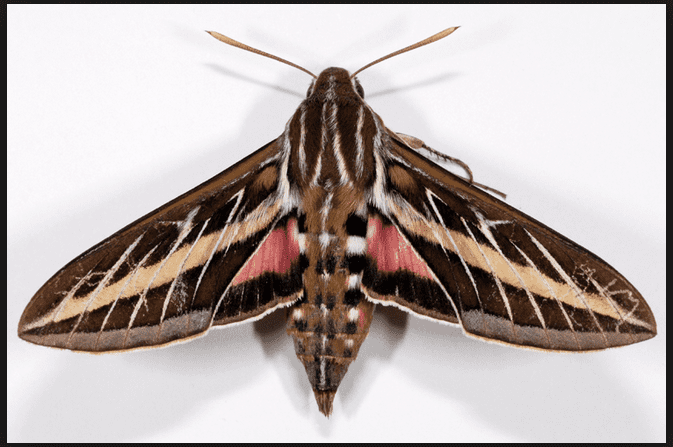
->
[361, 213, 460, 324]
[18, 139, 303, 352]
[364, 137, 656, 351]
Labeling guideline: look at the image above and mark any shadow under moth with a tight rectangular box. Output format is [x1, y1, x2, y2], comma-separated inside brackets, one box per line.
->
[18, 27, 656, 417]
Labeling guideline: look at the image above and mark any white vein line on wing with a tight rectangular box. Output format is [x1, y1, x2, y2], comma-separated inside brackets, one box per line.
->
[472, 215, 549, 342]
[189, 191, 245, 331]
[391, 216, 464, 325]
[18, 269, 97, 333]
[67, 234, 144, 345]
[199, 188, 261, 326]
[512, 242, 580, 349]
[210, 210, 278, 325]
[591, 279, 625, 325]
[525, 230, 609, 345]
[119, 246, 158, 348]
[189, 223, 229, 334]
[94, 245, 158, 350]
[458, 214, 515, 336]
[226, 151, 281, 188]
[125, 208, 200, 335]
[159, 218, 210, 330]
[50, 270, 94, 327]
[587, 277, 649, 334]
[426, 192, 483, 321]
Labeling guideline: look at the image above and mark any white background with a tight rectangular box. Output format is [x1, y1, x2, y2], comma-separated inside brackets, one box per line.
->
[8, 5, 665, 442]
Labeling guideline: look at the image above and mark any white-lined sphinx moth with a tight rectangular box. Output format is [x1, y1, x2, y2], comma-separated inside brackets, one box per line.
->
[18, 27, 656, 418]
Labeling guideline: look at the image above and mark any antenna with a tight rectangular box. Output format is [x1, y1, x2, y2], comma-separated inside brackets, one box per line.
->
[207, 31, 317, 79]
[351, 26, 459, 78]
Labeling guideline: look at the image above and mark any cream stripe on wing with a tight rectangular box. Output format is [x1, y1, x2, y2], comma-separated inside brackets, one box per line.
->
[472, 213, 549, 337]
[18, 268, 97, 334]
[425, 191, 486, 326]
[511, 242, 580, 348]
[391, 193, 634, 324]
[65, 234, 144, 344]
[41, 192, 276, 325]
[525, 230, 609, 345]
[95, 245, 158, 349]
[125, 208, 200, 335]
[587, 277, 654, 332]
[159, 218, 210, 327]
[51, 271, 94, 326]
[191, 191, 245, 310]
[458, 213, 516, 336]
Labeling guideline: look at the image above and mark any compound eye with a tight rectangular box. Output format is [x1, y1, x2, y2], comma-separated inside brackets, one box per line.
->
[306, 80, 315, 98]
[354, 80, 365, 99]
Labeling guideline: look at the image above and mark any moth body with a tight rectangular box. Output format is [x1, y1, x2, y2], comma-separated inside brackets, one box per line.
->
[284, 68, 384, 415]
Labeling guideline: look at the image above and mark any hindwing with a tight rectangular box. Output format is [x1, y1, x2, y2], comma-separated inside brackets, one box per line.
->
[362, 134, 656, 351]
[18, 139, 304, 352]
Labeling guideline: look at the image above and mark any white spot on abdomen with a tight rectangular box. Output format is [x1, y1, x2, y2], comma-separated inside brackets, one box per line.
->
[319, 232, 333, 249]
[346, 236, 366, 254]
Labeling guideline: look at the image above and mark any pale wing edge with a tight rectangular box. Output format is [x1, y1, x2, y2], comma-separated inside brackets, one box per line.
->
[365, 137, 655, 351]
[18, 138, 303, 352]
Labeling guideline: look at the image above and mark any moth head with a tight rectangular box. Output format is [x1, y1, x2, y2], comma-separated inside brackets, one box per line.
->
[305, 67, 365, 102]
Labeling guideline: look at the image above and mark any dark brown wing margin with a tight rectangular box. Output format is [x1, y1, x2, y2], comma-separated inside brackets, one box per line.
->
[369, 135, 656, 351]
[19, 139, 303, 352]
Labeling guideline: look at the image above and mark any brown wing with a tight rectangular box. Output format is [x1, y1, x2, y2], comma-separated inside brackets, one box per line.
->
[18, 139, 304, 352]
[362, 135, 656, 351]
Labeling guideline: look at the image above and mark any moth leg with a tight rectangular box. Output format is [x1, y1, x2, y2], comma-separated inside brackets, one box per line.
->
[394, 132, 507, 199]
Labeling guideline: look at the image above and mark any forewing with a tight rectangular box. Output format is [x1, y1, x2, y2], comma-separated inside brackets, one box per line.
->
[19, 139, 303, 352]
[363, 135, 656, 351]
